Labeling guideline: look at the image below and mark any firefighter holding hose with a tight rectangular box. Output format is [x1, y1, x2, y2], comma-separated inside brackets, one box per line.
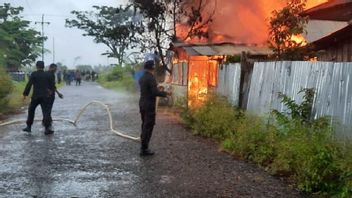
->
[139, 60, 170, 156]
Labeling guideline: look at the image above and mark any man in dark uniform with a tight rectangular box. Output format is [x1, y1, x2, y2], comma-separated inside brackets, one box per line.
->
[139, 60, 169, 156]
[46, 63, 64, 132]
[22, 61, 54, 134]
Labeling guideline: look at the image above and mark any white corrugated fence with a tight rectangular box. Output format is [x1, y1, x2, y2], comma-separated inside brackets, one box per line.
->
[217, 61, 352, 138]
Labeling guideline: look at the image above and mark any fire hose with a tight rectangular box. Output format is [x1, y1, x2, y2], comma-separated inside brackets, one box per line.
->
[0, 100, 140, 142]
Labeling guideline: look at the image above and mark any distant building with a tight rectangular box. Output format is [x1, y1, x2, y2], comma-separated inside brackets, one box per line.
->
[303, 0, 352, 61]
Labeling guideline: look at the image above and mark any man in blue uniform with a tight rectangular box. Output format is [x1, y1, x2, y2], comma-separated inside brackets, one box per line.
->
[139, 60, 169, 156]
[22, 61, 54, 134]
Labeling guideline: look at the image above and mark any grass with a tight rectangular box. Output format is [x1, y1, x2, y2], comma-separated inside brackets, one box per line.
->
[0, 80, 28, 117]
[7, 80, 27, 111]
[1, 79, 65, 116]
[181, 95, 352, 197]
[97, 73, 136, 93]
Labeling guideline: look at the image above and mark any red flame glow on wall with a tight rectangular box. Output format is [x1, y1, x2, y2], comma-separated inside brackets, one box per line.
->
[177, 0, 327, 44]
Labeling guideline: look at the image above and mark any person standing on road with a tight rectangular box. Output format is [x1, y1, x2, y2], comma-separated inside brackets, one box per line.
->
[46, 63, 64, 132]
[57, 69, 62, 84]
[75, 70, 82, 86]
[22, 61, 54, 135]
[139, 60, 169, 156]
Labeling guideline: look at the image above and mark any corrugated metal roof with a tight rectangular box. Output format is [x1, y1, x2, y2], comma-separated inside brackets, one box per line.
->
[312, 24, 352, 49]
[192, 46, 218, 56]
[302, 0, 352, 21]
[175, 43, 272, 56]
[304, 20, 348, 42]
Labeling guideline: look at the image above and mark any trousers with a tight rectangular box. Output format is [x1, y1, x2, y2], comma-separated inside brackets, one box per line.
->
[140, 109, 156, 150]
[26, 97, 51, 128]
[47, 96, 55, 125]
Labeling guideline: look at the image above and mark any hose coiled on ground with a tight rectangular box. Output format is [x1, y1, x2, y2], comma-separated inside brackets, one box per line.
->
[0, 100, 140, 142]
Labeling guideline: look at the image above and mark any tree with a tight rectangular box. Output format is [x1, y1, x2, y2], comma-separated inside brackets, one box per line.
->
[66, 5, 144, 65]
[0, 3, 42, 70]
[76, 64, 93, 72]
[131, 0, 215, 76]
[268, 0, 309, 60]
[55, 62, 68, 71]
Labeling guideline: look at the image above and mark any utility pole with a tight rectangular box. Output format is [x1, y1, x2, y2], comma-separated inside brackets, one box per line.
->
[53, 37, 55, 63]
[35, 14, 50, 61]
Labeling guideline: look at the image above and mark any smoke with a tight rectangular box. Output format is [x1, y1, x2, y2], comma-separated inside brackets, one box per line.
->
[181, 0, 327, 44]
[206, 0, 283, 43]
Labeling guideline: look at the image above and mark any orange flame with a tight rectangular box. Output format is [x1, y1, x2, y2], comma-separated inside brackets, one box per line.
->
[291, 35, 308, 46]
[306, 0, 327, 8]
[176, 0, 328, 44]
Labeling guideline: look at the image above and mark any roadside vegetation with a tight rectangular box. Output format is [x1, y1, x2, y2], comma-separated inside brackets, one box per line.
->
[97, 64, 136, 93]
[0, 3, 42, 118]
[0, 68, 28, 116]
[181, 89, 352, 197]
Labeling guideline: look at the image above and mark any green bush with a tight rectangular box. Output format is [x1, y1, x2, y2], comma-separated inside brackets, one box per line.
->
[119, 74, 135, 92]
[6, 80, 28, 110]
[182, 91, 352, 197]
[270, 89, 351, 195]
[227, 115, 277, 165]
[191, 96, 237, 140]
[269, 121, 352, 196]
[0, 67, 13, 113]
[98, 64, 136, 92]
[106, 65, 124, 81]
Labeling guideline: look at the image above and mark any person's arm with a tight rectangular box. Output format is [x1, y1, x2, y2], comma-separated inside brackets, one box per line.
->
[150, 76, 167, 97]
[50, 73, 63, 99]
[23, 73, 34, 99]
[55, 89, 63, 99]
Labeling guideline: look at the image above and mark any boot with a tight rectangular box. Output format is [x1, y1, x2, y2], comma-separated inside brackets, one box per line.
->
[140, 149, 155, 156]
[44, 128, 54, 135]
[22, 126, 31, 133]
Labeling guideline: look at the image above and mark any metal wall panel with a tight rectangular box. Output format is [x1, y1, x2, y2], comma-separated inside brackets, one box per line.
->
[217, 63, 241, 106]
[247, 61, 352, 138]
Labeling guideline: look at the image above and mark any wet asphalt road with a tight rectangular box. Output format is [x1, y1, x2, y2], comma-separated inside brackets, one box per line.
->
[0, 82, 304, 198]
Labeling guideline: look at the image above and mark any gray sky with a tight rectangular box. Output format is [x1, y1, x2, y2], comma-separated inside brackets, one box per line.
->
[2, 0, 128, 68]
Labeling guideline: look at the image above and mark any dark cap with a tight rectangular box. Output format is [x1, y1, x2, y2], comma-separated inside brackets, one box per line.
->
[144, 60, 155, 70]
[36, 61, 45, 69]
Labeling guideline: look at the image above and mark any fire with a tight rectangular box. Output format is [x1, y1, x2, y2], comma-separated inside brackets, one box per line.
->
[187, 56, 218, 107]
[306, 0, 327, 8]
[291, 35, 307, 46]
[176, 0, 328, 44]
[309, 57, 318, 61]
[171, 48, 220, 107]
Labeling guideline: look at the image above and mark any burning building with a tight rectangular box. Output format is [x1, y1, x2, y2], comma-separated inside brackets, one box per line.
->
[165, 42, 271, 106]
[303, 0, 352, 61]
[163, 0, 331, 106]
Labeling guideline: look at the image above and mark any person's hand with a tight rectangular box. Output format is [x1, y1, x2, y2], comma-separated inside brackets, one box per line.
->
[58, 93, 64, 99]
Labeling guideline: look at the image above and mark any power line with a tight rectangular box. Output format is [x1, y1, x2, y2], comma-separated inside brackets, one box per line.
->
[22, 13, 71, 18]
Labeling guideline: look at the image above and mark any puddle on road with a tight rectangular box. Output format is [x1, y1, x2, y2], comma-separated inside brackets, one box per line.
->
[159, 175, 174, 184]
[46, 170, 140, 196]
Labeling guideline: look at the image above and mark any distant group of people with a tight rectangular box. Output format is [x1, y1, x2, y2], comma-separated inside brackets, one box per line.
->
[22, 61, 63, 135]
[62, 70, 97, 86]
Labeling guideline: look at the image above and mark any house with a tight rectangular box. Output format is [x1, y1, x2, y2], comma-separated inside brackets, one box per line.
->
[164, 42, 271, 107]
[302, 0, 352, 61]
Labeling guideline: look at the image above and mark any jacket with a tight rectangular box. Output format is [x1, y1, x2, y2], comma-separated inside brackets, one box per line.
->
[139, 71, 167, 112]
[23, 70, 52, 99]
